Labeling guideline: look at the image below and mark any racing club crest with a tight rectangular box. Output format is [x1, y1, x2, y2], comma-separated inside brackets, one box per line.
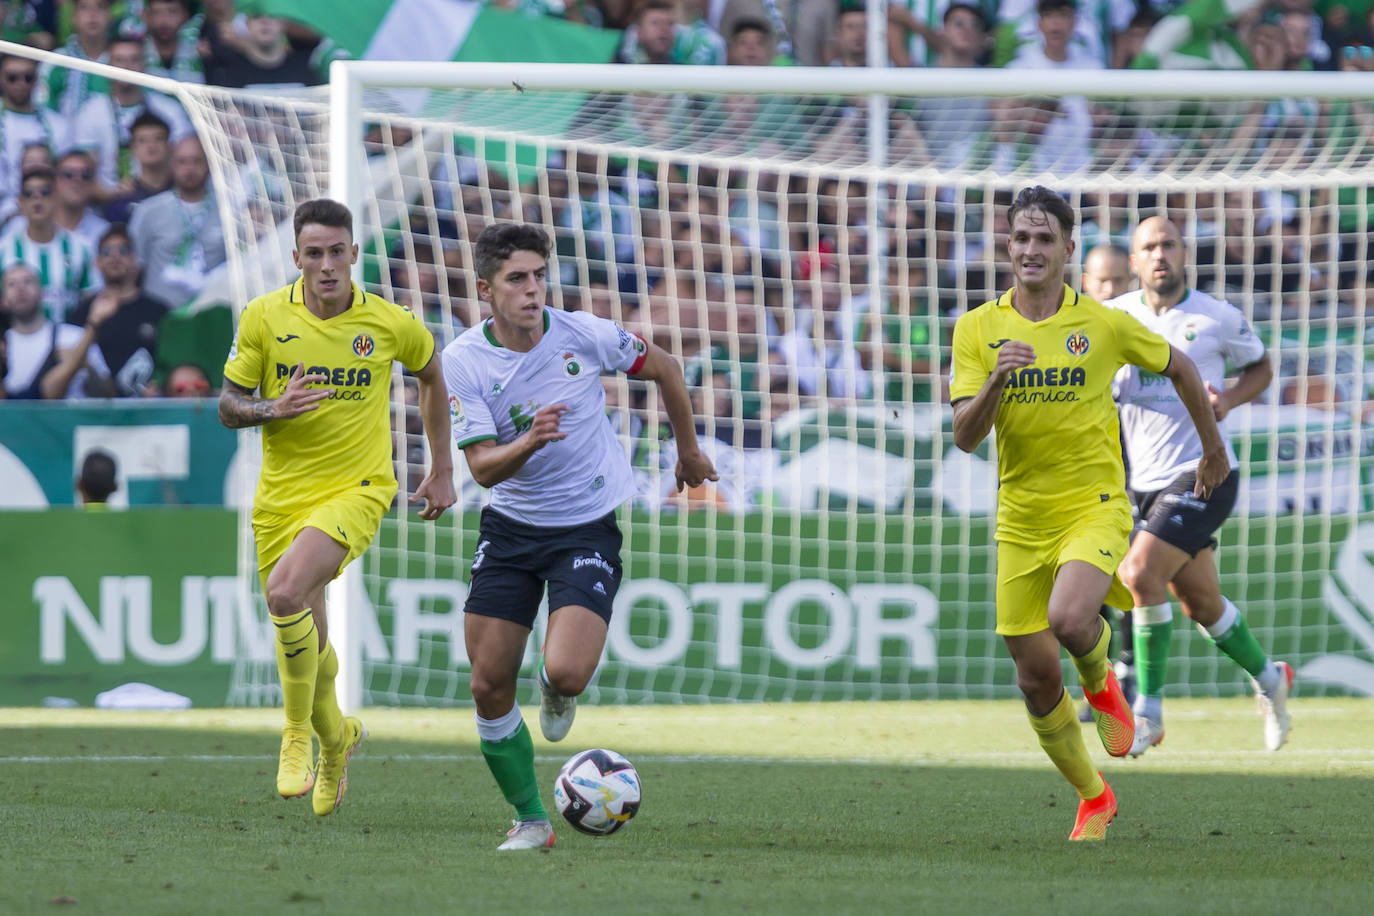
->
[352, 333, 376, 357]
[1065, 331, 1089, 356]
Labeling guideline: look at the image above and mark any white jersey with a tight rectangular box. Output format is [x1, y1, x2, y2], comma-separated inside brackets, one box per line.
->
[1109, 288, 1266, 492]
[442, 307, 649, 527]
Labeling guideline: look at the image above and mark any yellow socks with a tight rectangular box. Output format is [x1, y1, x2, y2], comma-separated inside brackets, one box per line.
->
[1029, 689, 1105, 800]
[312, 641, 345, 749]
[273, 608, 318, 729]
[1072, 618, 1112, 695]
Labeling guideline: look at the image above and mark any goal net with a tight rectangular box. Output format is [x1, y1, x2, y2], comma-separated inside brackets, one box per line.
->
[16, 42, 1371, 706]
[219, 64, 1374, 707]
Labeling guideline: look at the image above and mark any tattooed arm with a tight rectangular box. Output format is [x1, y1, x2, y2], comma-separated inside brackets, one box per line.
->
[218, 362, 332, 429]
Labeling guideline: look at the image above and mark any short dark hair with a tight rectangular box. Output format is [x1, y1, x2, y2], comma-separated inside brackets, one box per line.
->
[293, 198, 353, 242]
[98, 222, 131, 250]
[130, 110, 171, 138]
[474, 223, 551, 282]
[79, 450, 118, 503]
[57, 148, 94, 168]
[1008, 185, 1075, 238]
[20, 165, 55, 187]
[730, 17, 773, 42]
[635, 0, 674, 19]
[1037, 0, 1076, 13]
[944, 2, 988, 30]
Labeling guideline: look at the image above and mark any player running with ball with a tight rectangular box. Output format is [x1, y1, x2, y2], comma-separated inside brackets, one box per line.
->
[949, 187, 1227, 840]
[443, 223, 717, 850]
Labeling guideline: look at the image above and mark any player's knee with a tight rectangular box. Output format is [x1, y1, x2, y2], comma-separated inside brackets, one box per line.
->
[543, 660, 593, 698]
[264, 581, 309, 617]
[1016, 668, 1061, 711]
[468, 668, 515, 709]
[1178, 593, 1222, 625]
[1117, 555, 1165, 604]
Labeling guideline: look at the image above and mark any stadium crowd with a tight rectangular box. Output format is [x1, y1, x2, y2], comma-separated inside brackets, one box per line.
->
[1, 1, 1371, 510]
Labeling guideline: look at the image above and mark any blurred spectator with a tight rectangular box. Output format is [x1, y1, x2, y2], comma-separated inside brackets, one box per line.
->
[204, 9, 326, 89]
[787, 0, 837, 65]
[829, 2, 868, 66]
[725, 16, 776, 65]
[0, 53, 71, 212]
[858, 260, 941, 405]
[618, 0, 725, 64]
[1009, 0, 1103, 69]
[128, 135, 226, 310]
[49, 149, 110, 251]
[0, 166, 98, 321]
[1080, 242, 1132, 301]
[67, 223, 169, 397]
[1006, 0, 1098, 173]
[1110, 9, 1157, 68]
[776, 243, 872, 400]
[1277, 0, 1332, 68]
[685, 279, 775, 447]
[76, 448, 117, 505]
[887, 0, 952, 67]
[140, 0, 204, 83]
[719, 0, 793, 62]
[71, 35, 193, 206]
[38, 0, 111, 121]
[974, 96, 1063, 173]
[918, 4, 992, 170]
[1, 1, 56, 50]
[1130, 0, 1262, 68]
[161, 360, 212, 397]
[1, 261, 112, 399]
[995, 0, 1132, 68]
[101, 111, 173, 224]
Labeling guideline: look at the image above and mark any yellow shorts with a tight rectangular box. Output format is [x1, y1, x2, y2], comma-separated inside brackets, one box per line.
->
[994, 507, 1134, 636]
[252, 485, 392, 589]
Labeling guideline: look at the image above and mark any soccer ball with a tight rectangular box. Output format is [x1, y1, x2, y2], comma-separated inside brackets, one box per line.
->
[553, 748, 642, 836]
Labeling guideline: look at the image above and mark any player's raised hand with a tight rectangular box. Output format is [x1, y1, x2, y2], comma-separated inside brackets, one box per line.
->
[524, 403, 570, 450]
[274, 361, 333, 419]
[674, 447, 719, 493]
[992, 341, 1036, 382]
[1206, 381, 1231, 422]
[410, 468, 457, 521]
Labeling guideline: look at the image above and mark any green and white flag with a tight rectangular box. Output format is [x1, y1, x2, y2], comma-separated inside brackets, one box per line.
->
[256, 0, 620, 65]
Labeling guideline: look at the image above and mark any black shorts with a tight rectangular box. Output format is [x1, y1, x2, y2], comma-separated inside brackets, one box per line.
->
[1130, 468, 1239, 557]
[464, 506, 623, 628]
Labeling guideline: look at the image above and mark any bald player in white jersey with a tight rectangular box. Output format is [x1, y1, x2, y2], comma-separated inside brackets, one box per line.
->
[1107, 216, 1292, 756]
[442, 222, 717, 850]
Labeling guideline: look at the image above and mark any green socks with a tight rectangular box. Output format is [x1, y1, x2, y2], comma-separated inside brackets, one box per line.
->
[1206, 598, 1273, 683]
[1133, 603, 1173, 710]
[478, 714, 546, 821]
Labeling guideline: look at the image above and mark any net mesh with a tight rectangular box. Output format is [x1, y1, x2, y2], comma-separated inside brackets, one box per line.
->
[162, 79, 1374, 705]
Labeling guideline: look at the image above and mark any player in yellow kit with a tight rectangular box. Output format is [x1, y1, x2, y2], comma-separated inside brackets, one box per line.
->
[949, 186, 1227, 840]
[219, 198, 456, 816]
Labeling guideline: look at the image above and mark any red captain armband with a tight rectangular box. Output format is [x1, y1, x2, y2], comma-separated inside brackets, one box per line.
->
[626, 332, 649, 375]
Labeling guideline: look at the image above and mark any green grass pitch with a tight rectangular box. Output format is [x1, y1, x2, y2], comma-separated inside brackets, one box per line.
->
[3, 699, 1372, 915]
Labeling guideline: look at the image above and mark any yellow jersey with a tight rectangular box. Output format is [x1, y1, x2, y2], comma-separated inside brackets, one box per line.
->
[949, 285, 1171, 543]
[223, 278, 435, 515]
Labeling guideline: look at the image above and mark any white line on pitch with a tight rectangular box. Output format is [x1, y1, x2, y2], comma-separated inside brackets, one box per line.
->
[1, 748, 1369, 766]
